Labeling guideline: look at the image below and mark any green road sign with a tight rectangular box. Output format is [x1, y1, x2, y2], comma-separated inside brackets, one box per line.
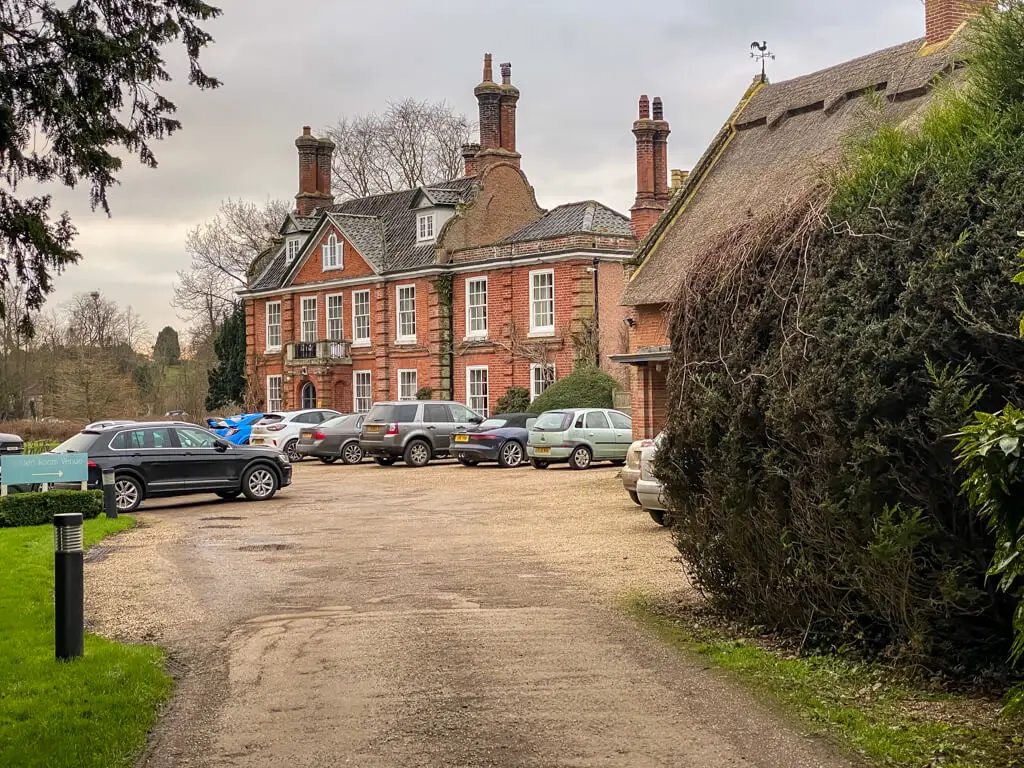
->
[1, 453, 89, 485]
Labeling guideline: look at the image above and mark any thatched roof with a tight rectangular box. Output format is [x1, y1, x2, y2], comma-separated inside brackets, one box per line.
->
[622, 34, 970, 307]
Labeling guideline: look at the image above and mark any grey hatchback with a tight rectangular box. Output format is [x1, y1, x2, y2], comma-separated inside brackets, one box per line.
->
[359, 401, 484, 467]
[527, 408, 634, 470]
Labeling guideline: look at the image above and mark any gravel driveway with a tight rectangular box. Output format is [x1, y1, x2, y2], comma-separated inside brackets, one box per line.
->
[85, 461, 857, 768]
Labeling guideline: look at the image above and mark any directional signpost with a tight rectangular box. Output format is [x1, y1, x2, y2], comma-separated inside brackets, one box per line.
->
[0, 453, 89, 494]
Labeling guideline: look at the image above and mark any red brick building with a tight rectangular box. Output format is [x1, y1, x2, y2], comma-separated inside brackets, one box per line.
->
[240, 56, 636, 416]
[615, 0, 989, 440]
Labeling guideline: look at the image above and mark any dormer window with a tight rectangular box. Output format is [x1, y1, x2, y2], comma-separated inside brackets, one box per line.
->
[322, 233, 343, 270]
[417, 213, 436, 244]
[286, 237, 301, 262]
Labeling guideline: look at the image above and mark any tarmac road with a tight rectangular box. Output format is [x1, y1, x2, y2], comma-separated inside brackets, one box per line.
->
[85, 460, 859, 768]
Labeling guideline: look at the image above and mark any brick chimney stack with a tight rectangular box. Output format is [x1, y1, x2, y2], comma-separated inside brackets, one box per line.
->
[473, 54, 522, 172]
[295, 126, 335, 217]
[631, 95, 666, 240]
[925, 0, 993, 44]
[652, 97, 671, 205]
[462, 142, 481, 177]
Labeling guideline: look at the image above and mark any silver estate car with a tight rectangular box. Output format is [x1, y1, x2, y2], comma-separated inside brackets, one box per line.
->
[636, 433, 669, 526]
[359, 401, 483, 467]
[527, 408, 633, 470]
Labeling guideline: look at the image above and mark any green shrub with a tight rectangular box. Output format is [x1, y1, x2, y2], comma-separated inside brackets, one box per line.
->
[495, 386, 530, 414]
[526, 366, 620, 414]
[656, 5, 1024, 672]
[24, 441, 58, 455]
[0, 491, 103, 528]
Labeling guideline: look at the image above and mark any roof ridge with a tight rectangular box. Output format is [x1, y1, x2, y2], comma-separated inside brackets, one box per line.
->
[766, 37, 925, 90]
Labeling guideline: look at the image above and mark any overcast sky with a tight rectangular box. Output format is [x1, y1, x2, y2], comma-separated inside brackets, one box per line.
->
[44, 0, 928, 338]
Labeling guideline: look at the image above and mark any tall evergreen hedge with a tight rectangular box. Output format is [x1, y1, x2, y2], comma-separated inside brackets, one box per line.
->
[657, 6, 1024, 671]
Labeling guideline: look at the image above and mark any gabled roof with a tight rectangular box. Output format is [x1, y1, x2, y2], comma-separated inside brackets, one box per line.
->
[501, 201, 632, 244]
[279, 213, 317, 235]
[623, 34, 970, 306]
[248, 177, 477, 290]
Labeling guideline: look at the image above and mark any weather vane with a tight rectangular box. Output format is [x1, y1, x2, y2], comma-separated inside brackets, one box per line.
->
[750, 41, 775, 83]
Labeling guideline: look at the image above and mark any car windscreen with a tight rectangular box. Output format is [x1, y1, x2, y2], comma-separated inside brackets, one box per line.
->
[52, 432, 100, 454]
[477, 418, 508, 430]
[366, 404, 418, 423]
[532, 412, 572, 431]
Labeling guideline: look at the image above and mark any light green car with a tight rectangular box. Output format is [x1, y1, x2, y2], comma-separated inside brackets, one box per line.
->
[526, 408, 634, 470]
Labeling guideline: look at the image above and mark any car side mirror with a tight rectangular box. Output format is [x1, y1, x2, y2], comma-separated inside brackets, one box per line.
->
[214, 438, 229, 452]
[469, 416, 483, 424]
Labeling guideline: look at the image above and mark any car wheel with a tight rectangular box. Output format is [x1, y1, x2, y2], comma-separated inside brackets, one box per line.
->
[284, 439, 302, 463]
[648, 508, 668, 527]
[242, 465, 278, 501]
[629, 491, 641, 506]
[319, 457, 338, 465]
[114, 475, 143, 512]
[570, 446, 593, 470]
[374, 457, 396, 467]
[216, 490, 241, 500]
[498, 441, 524, 468]
[530, 459, 550, 470]
[341, 441, 363, 465]
[457, 457, 479, 467]
[404, 440, 432, 468]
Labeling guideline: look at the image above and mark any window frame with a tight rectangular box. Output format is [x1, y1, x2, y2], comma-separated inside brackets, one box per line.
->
[326, 293, 344, 341]
[466, 365, 489, 417]
[322, 232, 343, 270]
[529, 268, 555, 335]
[352, 289, 371, 347]
[397, 369, 418, 401]
[286, 237, 301, 262]
[300, 296, 318, 342]
[265, 300, 282, 351]
[267, 374, 283, 412]
[530, 362, 556, 401]
[353, 370, 372, 414]
[416, 212, 436, 243]
[465, 276, 488, 339]
[396, 283, 417, 344]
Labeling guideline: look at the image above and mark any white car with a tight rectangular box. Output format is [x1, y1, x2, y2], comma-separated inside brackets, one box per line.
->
[636, 432, 669, 527]
[249, 409, 342, 462]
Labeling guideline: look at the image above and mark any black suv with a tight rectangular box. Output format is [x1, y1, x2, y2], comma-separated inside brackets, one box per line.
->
[51, 421, 293, 512]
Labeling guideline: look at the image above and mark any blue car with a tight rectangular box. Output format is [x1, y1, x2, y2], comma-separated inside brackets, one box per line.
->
[450, 413, 537, 469]
[206, 413, 264, 445]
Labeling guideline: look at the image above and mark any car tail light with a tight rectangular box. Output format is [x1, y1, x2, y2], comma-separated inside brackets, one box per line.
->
[475, 434, 498, 440]
[266, 424, 286, 432]
[87, 460, 98, 469]
[385, 423, 399, 436]
[226, 428, 240, 436]
[313, 431, 326, 440]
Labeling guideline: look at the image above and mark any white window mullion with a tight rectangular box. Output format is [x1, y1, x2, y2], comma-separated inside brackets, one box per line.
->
[327, 294, 344, 340]
[467, 366, 489, 417]
[265, 301, 282, 351]
[396, 284, 416, 343]
[267, 375, 282, 412]
[466, 277, 488, 339]
[300, 296, 318, 342]
[354, 370, 372, 413]
[352, 290, 371, 346]
[530, 269, 554, 334]
[398, 369, 418, 400]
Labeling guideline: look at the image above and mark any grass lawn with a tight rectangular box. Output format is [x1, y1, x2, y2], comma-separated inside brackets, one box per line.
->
[0, 517, 173, 768]
[628, 598, 1024, 768]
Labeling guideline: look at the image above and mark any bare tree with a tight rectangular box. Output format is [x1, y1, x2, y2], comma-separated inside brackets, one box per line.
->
[326, 99, 474, 200]
[173, 198, 289, 333]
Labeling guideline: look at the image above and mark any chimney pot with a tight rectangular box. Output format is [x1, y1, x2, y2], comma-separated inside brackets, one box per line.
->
[652, 97, 664, 121]
[638, 95, 650, 120]
[302, 126, 311, 136]
[483, 53, 493, 82]
[500, 62, 512, 85]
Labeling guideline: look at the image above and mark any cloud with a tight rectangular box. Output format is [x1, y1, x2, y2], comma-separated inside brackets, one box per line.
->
[42, 0, 926, 331]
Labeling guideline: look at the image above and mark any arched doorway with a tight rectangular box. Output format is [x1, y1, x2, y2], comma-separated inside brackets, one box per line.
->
[301, 381, 317, 409]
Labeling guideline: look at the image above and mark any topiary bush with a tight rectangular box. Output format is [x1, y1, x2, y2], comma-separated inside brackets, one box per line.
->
[495, 386, 530, 414]
[526, 365, 620, 414]
[0, 491, 104, 528]
[415, 387, 434, 401]
[656, 5, 1024, 672]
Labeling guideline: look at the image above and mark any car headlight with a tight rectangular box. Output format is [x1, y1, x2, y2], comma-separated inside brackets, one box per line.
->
[275, 453, 289, 464]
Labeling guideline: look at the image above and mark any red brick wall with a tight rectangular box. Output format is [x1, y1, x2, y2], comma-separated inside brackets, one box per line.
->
[926, 0, 992, 44]
[629, 304, 671, 350]
[631, 364, 668, 441]
[292, 225, 375, 286]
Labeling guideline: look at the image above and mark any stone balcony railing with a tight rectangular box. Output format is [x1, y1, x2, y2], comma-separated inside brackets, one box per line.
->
[285, 340, 352, 365]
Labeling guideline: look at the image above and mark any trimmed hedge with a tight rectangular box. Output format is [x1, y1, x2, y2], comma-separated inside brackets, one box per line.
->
[527, 366, 620, 414]
[495, 387, 530, 414]
[0, 491, 103, 528]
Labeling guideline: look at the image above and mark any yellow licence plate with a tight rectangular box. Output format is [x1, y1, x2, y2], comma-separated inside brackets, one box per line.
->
[301, 431, 313, 439]
[366, 425, 380, 433]
[454, 434, 469, 443]
[534, 447, 551, 455]
[251, 438, 265, 445]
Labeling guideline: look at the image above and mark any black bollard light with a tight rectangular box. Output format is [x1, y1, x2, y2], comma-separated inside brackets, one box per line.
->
[101, 469, 117, 519]
[54, 512, 84, 661]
